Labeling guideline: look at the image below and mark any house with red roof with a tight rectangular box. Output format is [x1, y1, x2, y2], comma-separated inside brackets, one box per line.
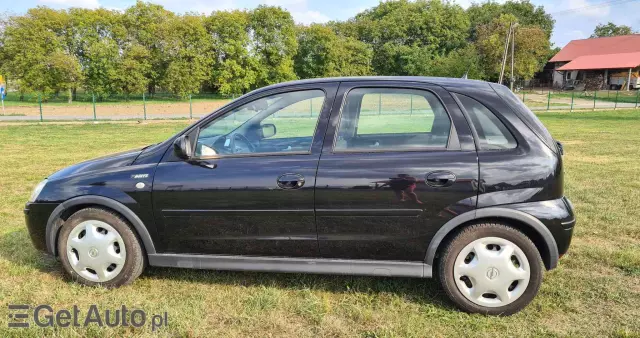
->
[550, 35, 640, 90]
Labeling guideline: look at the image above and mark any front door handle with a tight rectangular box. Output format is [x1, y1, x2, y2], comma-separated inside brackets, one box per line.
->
[277, 173, 305, 190]
[425, 171, 456, 187]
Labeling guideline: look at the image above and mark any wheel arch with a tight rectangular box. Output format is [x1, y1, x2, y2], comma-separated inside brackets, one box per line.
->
[425, 208, 559, 270]
[46, 195, 156, 256]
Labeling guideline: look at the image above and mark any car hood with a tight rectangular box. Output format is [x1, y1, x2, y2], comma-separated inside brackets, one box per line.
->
[48, 148, 144, 181]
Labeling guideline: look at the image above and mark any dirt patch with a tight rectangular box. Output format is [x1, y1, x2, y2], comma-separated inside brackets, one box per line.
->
[4, 101, 230, 119]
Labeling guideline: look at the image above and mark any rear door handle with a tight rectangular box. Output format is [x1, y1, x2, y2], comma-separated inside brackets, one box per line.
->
[277, 173, 305, 190]
[426, 171, 456, 187]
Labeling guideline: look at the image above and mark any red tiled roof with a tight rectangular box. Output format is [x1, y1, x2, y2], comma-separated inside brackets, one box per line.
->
[557, 52, 640, 70]
[550, 35, 640, 62]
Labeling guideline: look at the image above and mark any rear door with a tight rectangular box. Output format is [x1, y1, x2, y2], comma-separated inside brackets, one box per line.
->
[314, 81, 479, 261]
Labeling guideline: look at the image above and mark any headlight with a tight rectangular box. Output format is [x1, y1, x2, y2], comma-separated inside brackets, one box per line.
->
[29, 179, 47, 202]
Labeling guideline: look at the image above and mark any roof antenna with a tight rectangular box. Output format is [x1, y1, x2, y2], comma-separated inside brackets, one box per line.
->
[462, 65, 471, 79]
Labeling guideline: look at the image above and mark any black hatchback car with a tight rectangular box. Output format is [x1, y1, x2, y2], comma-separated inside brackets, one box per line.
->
[25, 77, 575, 315]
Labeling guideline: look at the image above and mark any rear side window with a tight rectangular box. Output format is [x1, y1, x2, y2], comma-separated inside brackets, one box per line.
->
[455, 93, 517, 150]
[489, 83, 556, 152]
[334, 88, 451, 152]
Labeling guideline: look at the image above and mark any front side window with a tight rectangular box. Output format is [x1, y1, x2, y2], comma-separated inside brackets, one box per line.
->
[454, 93, 517, 150]
[195, 90, 324, 157]
[334, 88, 451, 152]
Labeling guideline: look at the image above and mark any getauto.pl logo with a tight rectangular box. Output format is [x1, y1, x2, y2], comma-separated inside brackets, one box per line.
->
[8, 304, 168, 331]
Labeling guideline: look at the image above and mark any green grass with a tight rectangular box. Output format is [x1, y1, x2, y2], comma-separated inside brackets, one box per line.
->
[1, 111, 640, 337]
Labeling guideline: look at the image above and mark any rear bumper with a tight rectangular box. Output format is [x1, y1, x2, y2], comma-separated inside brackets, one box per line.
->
[505, 196, 576, 258]
[24, 202, 59, 254]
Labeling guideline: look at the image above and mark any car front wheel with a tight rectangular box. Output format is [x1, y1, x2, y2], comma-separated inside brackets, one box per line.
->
[57, 207, 145, 288]
[437, 222, 543, 315]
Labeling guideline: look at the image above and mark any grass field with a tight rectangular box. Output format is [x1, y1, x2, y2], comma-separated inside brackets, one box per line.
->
[0, 110, 639, 337]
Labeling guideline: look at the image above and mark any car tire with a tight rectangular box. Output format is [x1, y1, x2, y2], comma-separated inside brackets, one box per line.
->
[57, 207, 145, 288]
[437, 222, 543, 316]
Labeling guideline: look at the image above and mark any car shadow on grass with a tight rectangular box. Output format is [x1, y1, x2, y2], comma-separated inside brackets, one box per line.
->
[0, 229, 60, 272]
[141, 266, 456, 311]
[0, 229, 456, 312]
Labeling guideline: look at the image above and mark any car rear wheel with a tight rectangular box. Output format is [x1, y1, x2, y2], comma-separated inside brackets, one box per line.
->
[437, 222, 543, 315]
[57, 207, 145, 288]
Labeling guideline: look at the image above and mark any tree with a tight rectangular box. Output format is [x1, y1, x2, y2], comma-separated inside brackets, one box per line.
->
[467, 0, 554, 39]
[123, 1, 174, 94]
[206, 10, 258, 95]
[47, 51, 83, 103]
[333, 0, 469, 76]
[0, 7, 83, 100]
[250, 5, 298, 87]
[160, 14, 212, 98]
[430, 45, 485, 79]
[591, 22, 635, 38]
[294, 24, 372, 79]
[476, 14, 549, 82]
[68, 8, 125, 98]
[114, 44, 151, 97]
[82, 39, 120, 97]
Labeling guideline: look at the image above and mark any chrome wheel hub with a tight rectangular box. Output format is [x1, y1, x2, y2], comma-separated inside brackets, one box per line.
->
[453, 237, 530, 307]
[66, 220, 126, 282]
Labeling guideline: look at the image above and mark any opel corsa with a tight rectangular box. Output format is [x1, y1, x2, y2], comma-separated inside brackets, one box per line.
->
[25, 77, 575, 315]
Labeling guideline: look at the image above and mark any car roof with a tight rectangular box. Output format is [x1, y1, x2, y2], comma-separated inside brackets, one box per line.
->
[255, 76, 493, 93]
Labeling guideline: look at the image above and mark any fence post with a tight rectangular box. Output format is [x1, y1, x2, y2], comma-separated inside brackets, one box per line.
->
[635, 89, 639, 108]
[92, 94, 96, 120]
[410, 95, 413, 115]
[189, 94, 193, 119]
[593, 91, 597, 111]
[143, 92, 147, 120]
[546, 91, 551, 111]
[38, 94, 43, 122]
[378, 93, 382, 115]
[570, 91, 574, 112]
[310, 98, 313, 117]
[614, 90, 619, 110]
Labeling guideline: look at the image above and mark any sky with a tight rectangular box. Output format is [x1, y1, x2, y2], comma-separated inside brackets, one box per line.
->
[0, 0, 639, 47]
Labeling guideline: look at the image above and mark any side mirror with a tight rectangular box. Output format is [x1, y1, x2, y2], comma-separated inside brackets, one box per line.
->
[173, 135, 193, 159]
[260, 123, 276, 139]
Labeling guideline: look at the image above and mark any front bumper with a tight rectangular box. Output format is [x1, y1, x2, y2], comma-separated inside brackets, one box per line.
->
[24, 202, 59, 253]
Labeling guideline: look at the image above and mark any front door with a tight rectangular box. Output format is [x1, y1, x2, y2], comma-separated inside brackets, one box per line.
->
[315, 82, 479, 261]
[152, 84, 337, 257]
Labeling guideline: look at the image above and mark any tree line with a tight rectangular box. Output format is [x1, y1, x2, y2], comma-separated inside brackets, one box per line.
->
[0, 0, 555, 102]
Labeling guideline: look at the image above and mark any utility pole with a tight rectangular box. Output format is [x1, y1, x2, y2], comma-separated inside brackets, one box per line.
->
[510, 23, 517, 91]
[499, 22, 513, 85]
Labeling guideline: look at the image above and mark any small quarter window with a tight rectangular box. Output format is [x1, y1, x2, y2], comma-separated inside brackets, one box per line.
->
[455, 94, 517, 150]
[334, 88, 451, 152]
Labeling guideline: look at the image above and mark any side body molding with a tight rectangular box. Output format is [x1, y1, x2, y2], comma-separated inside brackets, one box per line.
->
[424, 208, 559, 269]
[45, 195, 156, 256]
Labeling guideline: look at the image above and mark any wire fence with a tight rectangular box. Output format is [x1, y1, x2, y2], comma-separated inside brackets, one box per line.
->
[0, 92, 234, 121]
[1, 88, 639, 122]
[519, 89, 640, 111]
